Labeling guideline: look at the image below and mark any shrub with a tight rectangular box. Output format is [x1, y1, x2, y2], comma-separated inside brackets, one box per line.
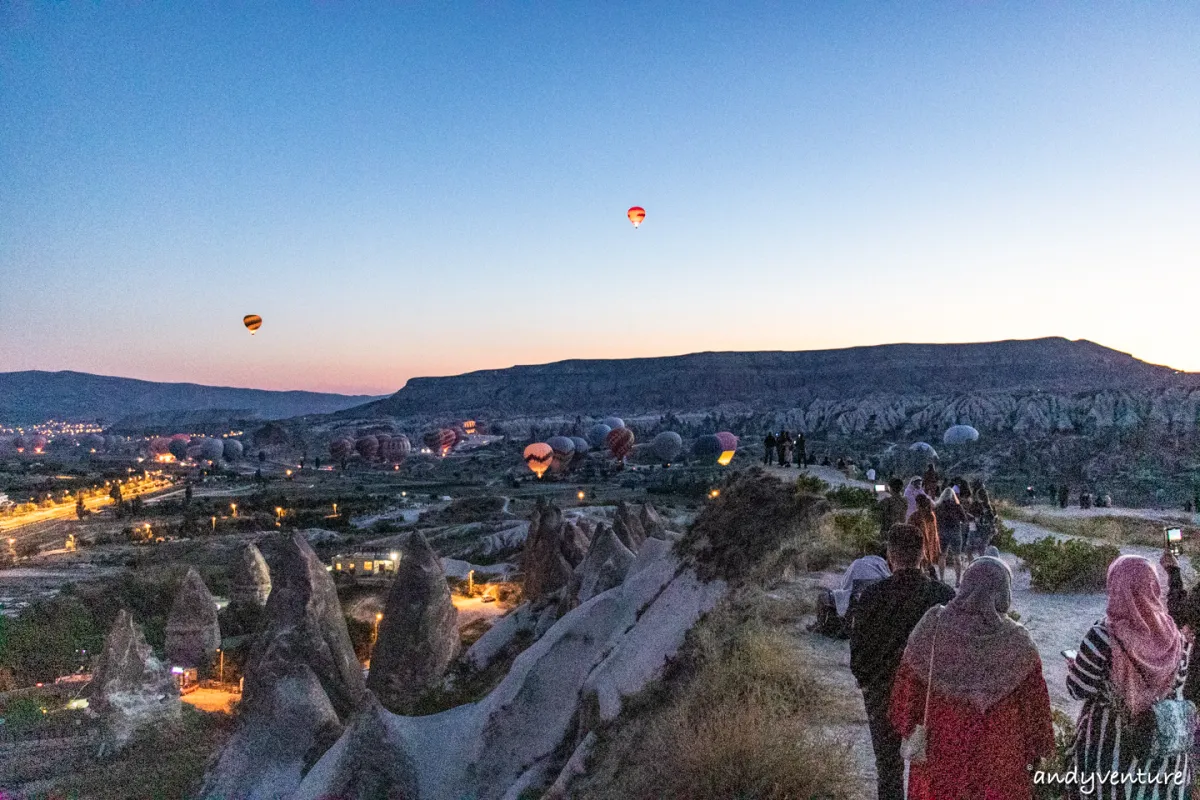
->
[826, 484, 876, 509]
[794, 473, 830, 494]
[678, 469, 829, 582]
[1013, 536, 1119, 593]
[831, 511, 883, 558]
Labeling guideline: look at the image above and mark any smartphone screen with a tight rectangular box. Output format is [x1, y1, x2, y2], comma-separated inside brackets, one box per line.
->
[1167, 528, 1183, 544]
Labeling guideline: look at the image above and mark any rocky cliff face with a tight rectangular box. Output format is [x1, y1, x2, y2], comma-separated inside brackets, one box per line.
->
[231, 542, 273, 607]
[353, 338, 1192, 418]
[164, 568, 220, 669]
[88, 610, 180, 752]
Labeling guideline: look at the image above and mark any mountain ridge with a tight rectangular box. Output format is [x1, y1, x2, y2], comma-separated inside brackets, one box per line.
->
[0, 370, 383, 424]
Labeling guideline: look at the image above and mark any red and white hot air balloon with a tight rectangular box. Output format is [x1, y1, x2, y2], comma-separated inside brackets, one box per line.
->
[627, 206, 645, 229]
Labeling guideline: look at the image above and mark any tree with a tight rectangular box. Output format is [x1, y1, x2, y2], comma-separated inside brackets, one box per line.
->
[75, 496, 87, 519]
[1, 596, 100, 684]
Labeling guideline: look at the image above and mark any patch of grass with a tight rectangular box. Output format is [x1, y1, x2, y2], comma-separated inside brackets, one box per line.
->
[1001, 504, 1170, 549]
[795, 473, 831, 494]
[1012, 536, 1120, 593]
[826, 484, 877, 510]
[831, 510, 883, 558]
[574, 599, 853, 800]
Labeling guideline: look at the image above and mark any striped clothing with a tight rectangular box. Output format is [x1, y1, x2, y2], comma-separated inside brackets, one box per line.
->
[1066, 622, 1191, 800]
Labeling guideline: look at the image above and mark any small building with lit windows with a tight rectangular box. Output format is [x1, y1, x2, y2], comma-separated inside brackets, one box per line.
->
[331, 551, 402, 580]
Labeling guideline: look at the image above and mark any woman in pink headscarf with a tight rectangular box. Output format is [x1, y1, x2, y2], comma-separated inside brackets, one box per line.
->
[1065, 555, 1190, 799]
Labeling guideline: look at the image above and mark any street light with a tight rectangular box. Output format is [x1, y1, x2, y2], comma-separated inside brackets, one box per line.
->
[275, 507, 283, 526]
[373, 612, 383, 645]
[230, 503, 237, 517]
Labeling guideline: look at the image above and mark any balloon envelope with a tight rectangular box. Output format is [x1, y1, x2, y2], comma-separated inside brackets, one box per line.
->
[627, 206, 645, 228]
[652, 431, 683, 462]
[943, 425, 980, 445]
[423, 429, 457, 456]
[168, 439, 190, 460]
[588, 423, 612, 448]
[223, 439, 244, 461]
[355, 436, 380, 460]
[606, 427, 635, 459]
[198, 438, 225, 461]
[546, 436, 576, 473]
[600, 417, 625, 431]
[693, 434, 723, 464]
[569, 436, 590, 465]
[380, 435, 411, 463]
[909, 441, 939, 459]
[524, 443, 554, 478]
[330, 438, 354, 460]
[243, 314, 262, 334]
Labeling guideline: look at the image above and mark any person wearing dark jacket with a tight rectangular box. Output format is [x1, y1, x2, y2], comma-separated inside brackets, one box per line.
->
[763, 432, 776, 466]
[851, 523, 956, 800]
[877, 478, 908, 542]
[1161, 551, 1200, 704]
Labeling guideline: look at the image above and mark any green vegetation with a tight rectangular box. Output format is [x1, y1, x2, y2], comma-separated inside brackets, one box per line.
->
[1011, 536, 1120, 593]
[573, 594, 854, 800]
[826, 484, 877, 509]
[1001, 504, 1176, 550]
[0, 595, 100, 684]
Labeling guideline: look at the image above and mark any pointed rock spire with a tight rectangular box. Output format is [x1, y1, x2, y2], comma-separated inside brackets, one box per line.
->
[164, 568, 220, 668]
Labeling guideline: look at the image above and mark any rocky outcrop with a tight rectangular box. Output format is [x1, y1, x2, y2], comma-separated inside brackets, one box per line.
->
[88, 610, 180, 752]
[564, 525, 636, 609]
[520, 503, 574, 602]
[291, 699, 418, 800]
[639, 503, 674, 539]
[202, 533, 368, 800]
[231, 542, 272, 607]
[559, 519, 592, 567]
[612, 502, 646, 552]
[367, 532, 459, 713]
[164, 568, 220, 669]
[296, 539, 725, 800]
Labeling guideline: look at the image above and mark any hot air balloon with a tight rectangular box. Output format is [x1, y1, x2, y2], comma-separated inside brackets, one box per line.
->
[12, 435, 27, 453]
[243, 315, 262, 335]
[381, 435, 411, 463]
[627, 206, 646, 228]
[82, 433, 106, 452]
[27, 435, 47, 454]
[355, 436, 380, 461]
[423, 429, 456, 456]
[150, 437, 171, 456]
[524, 443, 554, 479]
[606, 427, 635, 460]
[909, 441, 938, 459]
[652, 431, 683, 462]
[223, 439, 244, 461]
[588, 423, 612, 448]
[569, 436, 590, 466]
[943, 425, 980, 446]
[330, 438, 354, 461]
[168, 438, 190, 461]
[198, 438, 225, 461]
[547, 436, 576, 473]
[601, 416, 625, 431]
[715, 431, 739, 466]
[693, 434, 723, 464]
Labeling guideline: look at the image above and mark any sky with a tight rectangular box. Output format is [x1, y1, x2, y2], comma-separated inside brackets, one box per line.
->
[1, 3, 1197, 395]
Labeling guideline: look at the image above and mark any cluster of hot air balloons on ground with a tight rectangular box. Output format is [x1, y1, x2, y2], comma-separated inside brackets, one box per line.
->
[240, 209, 648, 335]
[522, 417, 739, 478]
[328, 424, 471, 466]
[0, 434, 50, 454]
[147, 434, 244, 463]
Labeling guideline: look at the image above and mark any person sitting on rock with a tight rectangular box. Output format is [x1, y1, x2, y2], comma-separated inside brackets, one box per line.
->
[811, 554, 890, 639]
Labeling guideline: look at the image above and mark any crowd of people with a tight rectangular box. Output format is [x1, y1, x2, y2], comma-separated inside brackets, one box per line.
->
[762, 430, 809, 467]
[816, 474, 1199, 799]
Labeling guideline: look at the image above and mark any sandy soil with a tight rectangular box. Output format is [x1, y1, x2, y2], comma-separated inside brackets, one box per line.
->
[182, 687, 239, 714]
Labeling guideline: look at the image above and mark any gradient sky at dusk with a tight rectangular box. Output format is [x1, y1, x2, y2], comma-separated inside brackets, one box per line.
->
[2, 3, 1197, 394]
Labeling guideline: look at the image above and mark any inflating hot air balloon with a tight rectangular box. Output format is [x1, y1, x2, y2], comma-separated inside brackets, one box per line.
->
[627, 206, 645, 228]
[381, 435, 411, 463]
[198, 438, 225, 461]
[12, 435, 27, 453]
[243, 315, 262, 335]
[942, 425, 980, 446]
[652, 431, 683, 462]
[423, 429, 456, 456]
[82, 433, 106, 452]
[546, 436, 576, 473]
[569, 436, 590, 466]
[715, 431, 739, 466]
[27, 435, 47, 454]
[588, 423, 612, 448]
[168, 439, 190, 461]
[150, 437, 171, 456]
[693, 434, 723, 465]
[355, 436, 380, 461]
[524, 443, 554, 479]
[909, 441, 938, 459]
[330, 438, 354, 461]
[601, 416, 625, 431]
[223, 439, 244, 461]
[606, 427, 635, 460]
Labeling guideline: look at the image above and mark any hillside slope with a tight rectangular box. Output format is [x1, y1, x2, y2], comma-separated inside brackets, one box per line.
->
[0, 371, 383, 424]
[354, 338, 1193, 418]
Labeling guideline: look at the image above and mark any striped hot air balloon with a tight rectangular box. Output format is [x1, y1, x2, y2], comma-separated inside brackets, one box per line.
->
[524, 443, 554, 479]
[243, 314, 262, 334]
[606, 427, 635, 460]
[546, 436, 576, 473]
[330, 438, 354, 461]
[355, 436, 380, 461]
[627, 206, 646, 228]
[380, 435, 411, 463]
[423, 428, 456, 456]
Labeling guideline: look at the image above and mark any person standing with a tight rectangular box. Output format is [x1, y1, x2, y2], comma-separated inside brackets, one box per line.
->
[1065, 555, 1190, 799]
[891, 557, 1053, 800]
[878, 478, 908, 542]
[1058, 484, 1069, 509]
[908, 493, 941, 579]
[763, 432, 776, 466]
[851, 524, 955, 800]
[935, 487, 970, 587]
[777, 430, 792, 467]
[795, 432, 807, 467]
[922, 463, 941, 498]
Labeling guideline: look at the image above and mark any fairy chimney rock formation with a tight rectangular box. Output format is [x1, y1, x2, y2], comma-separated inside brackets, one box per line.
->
[164, 568, 221, 668]
[88, 610, 180, 750]
[367, 531, 459, 713]
[521, 502, 573, 602]
[231, 542, 273, 607]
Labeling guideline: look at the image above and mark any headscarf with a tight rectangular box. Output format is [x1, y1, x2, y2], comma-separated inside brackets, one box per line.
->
[1105, 555, 1182, 715]
[901, 557, 1041, 711]
[937, 487, 958, 505]
[904, 477, 926, 517]
[831, 555, 891, 617]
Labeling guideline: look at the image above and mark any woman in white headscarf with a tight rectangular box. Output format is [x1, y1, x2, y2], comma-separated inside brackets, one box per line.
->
[812, 555, 891, 638]
[891, 557, 1053, 800]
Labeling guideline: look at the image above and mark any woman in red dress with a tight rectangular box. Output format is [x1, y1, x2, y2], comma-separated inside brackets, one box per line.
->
[890, 556, 1054, 800]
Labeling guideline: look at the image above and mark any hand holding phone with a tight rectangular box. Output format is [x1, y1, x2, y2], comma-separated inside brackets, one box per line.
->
[1166, 528, 1183, 556]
